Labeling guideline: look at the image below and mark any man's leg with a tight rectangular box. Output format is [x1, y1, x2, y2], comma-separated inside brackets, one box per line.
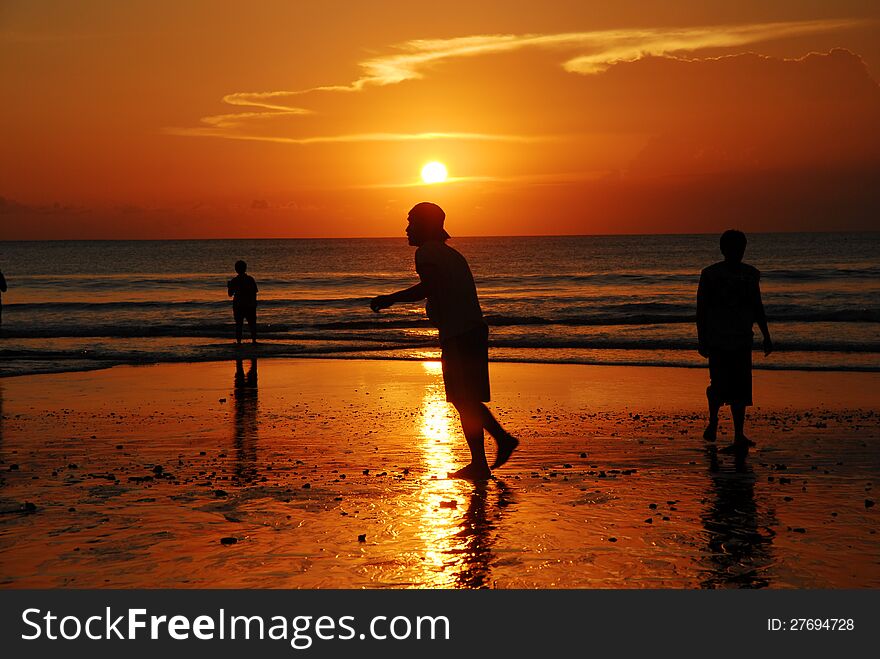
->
[247, 311, 257, 343]
[704, 385, 721, 441]
[476, 403, 519, 469]
[450, 401, 491, 480]
[731, 404, 748, 442]
[234, 319, 243, 344]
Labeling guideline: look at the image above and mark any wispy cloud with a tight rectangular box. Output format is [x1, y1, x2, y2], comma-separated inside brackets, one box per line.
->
[163, 128, 548, 144]
[171, 19, 862, 143]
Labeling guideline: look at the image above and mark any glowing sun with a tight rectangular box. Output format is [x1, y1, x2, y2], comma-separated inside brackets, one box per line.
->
[421, 161, 448, 184]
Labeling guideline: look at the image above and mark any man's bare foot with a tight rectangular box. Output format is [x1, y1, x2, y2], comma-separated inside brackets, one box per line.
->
[448, 463, 491, 481]
[703, 420, 718, 441]
[491, 434, 519, 470]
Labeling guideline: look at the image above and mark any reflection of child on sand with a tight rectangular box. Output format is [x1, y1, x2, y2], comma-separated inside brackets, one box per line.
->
[371, 202, 519, 481]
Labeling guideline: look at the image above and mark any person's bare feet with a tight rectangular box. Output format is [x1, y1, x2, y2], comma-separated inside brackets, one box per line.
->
[448, 463, 491, 481]
[703, 419, 718, 441]
[719, 436, 755, 454]
[491, 434, 519, 470]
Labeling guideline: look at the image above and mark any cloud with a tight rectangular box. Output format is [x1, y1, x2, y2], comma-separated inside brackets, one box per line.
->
[171, 19, 864, 144]
[164, 128, 549, 144]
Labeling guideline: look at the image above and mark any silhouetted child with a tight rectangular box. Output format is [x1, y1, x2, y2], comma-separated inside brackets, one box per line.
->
[697, 230, 773, 453]
[370, 202, 519, 481]
[227, 260, 258, 344]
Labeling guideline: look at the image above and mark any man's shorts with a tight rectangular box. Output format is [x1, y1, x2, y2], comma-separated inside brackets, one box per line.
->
[233, 303, 257, 325]
[708, 347, 753, 406]
[441, 324, 490, 404]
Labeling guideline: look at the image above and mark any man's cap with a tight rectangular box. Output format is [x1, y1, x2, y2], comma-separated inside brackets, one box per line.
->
[408, 202, 450, 240]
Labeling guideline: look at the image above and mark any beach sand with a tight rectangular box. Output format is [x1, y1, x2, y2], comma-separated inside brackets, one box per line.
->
[0, 358, 877, 588]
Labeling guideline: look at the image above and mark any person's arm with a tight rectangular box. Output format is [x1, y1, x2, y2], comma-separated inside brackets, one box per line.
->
[0, 271, 6, 293]
[370, 283, 426, 312]
[754, 274, 772, 356]
[227, 278, 236, 297]
[696, 271, 708, 357]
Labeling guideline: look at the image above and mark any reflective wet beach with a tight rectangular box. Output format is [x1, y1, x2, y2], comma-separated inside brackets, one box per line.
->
[1, 359, 878, 588]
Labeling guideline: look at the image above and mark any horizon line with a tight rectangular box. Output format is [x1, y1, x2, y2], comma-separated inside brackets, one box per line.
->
[2, 228, 878, 243]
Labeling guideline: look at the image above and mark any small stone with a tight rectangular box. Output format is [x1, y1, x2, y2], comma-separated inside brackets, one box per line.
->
[608, 537, 618, 542]
[648, 503, 658, 509]
[792, 527, 806, 534]
[645, 518, 653, 524]
[116, 445, 124, 450]
[220, 537, 238, 545]
[866, 499, 875, 509]
[219, 398, 227, 403]
[357, 534, 366, 543]
[302, 483, 311, 489]
[214, 489, 228, 498]
[580, 452, 587, 458]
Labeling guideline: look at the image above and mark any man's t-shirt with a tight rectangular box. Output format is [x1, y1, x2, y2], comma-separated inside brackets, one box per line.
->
[698, 261, 762, 350]
[414, 241, 485, 342]
[228, 274, 258, 308]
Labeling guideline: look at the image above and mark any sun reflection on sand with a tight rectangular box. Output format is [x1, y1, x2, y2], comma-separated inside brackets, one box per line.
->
[415, 361, 473, 584]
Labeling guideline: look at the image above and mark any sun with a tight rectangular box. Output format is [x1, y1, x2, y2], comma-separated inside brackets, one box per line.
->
[421, 161, 448, 184]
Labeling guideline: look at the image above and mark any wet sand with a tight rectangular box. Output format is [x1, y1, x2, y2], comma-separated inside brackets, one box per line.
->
[0, 358, 877, 588]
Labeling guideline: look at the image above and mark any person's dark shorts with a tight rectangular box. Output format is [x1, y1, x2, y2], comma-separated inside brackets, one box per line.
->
[708, 347, 753, 406]
[233, 303, 256, 325]
[441, 324, 490, 404]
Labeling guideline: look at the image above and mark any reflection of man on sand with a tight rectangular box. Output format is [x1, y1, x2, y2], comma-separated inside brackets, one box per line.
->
[700, 447, 775, 589]
[454, 479, 514, 589]
[233, 358, 258, 483]
[371, 203, 519, 481]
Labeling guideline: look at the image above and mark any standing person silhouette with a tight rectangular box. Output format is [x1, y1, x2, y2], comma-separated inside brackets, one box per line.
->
[697, 230, 773, 454]
[227, 260, 258, 344]
[370, 202, 519, 481]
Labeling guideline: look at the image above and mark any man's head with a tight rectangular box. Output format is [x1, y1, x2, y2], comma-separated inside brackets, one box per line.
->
[235, 260, 247, 274]
[406, 202, 450, 246]
[719, 230, 747, 263]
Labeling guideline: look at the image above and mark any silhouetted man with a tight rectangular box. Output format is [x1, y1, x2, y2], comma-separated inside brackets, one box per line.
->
[227, 260, 258, 344]
[370, 202, 518, 481]
[697, 230, 773, 453]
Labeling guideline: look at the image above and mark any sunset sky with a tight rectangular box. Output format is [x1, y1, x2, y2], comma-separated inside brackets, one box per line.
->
[2, 0, 879, 238]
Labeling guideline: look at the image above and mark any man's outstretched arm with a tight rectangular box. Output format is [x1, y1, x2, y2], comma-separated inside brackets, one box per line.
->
[370, 283, 426, 312]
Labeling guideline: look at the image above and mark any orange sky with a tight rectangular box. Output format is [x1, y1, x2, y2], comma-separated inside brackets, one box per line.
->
[1, 0, 879, 238]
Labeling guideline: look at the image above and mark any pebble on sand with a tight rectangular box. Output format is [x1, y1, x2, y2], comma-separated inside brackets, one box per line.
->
[357, 534, 366, 543]
[220, 537, 238, 545]
[866, 499, 875, 509]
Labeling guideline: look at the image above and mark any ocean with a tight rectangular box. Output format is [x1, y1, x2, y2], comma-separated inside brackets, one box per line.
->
[0, 233, 877, 377]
